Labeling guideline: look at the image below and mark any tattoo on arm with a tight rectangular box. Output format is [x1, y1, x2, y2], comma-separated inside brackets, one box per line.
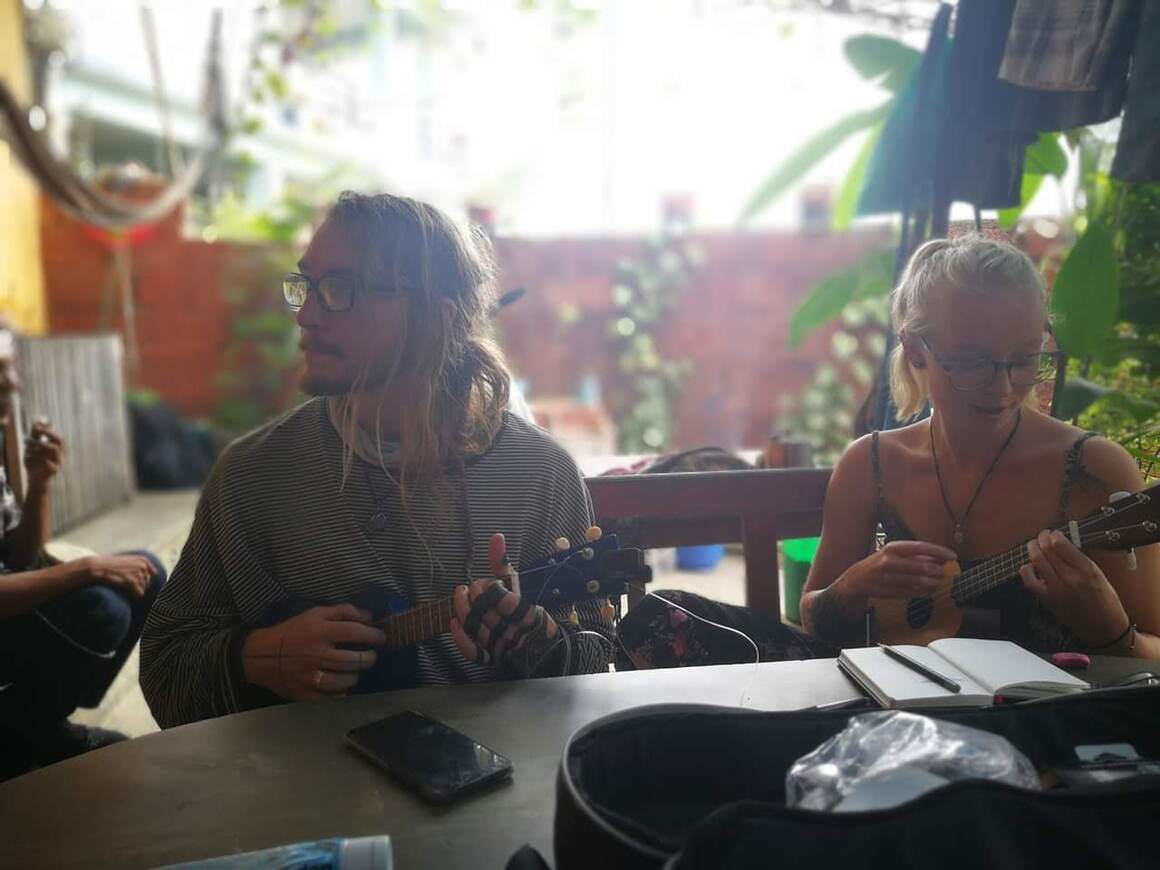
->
[807, 583, 866, 648]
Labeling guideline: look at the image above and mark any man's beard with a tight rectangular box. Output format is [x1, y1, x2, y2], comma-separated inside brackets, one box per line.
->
[300, 370, 350, 397]
[300, 354, 397, 397]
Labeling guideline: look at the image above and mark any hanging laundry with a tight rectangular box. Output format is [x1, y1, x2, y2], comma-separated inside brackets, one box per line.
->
[939, 0, 1035, 210]
[999, 0, 1139, 92]
[1111, 2, 1160, 181]
[858, 2, 1036, 217]
[856, 5, 954, 218]
[999, 0, 1140, 133]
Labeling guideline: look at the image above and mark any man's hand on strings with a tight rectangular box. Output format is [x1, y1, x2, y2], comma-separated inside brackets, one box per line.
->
[450, 533, 561, 669]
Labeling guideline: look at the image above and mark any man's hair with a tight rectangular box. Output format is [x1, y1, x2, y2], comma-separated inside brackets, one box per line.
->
[889, 235, 1046, 419]
[326, 191, 511, 486]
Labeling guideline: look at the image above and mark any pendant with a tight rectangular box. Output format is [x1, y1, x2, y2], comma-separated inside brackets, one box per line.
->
[365, 512, 390, 532]
[953, 526, 965, 545]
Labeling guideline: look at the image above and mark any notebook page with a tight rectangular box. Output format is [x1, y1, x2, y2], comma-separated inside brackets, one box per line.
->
[840, 645, 990, 706]
[929, 638, 1089, 693]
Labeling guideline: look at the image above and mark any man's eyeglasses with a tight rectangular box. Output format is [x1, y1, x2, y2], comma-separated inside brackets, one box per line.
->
[919, 336, 1061, 391]
[282, 272, 362, 312]
[282, 272, 414, 312]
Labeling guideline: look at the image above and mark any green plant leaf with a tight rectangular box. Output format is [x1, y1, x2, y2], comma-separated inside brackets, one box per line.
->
[1124, 444, 1160, 467]
[1025, 132, 1068, 177]
[789, 248, 895, 347]
[843, 35, 921, 93]
[1098, 391, 1160, 423]
[264, 70, 290, 101]
[1050, 221, 1120, 359]
[833, 122, 883, 230]
[998, 173, 1043, 230]
[740, 103, 891, 223]
[1054, 377, 1110, 419]
[1093, 337, 1160, 369]
[997, 134, 1066, 229]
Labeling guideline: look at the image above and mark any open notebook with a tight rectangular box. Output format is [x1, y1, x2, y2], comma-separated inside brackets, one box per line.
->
[839, 639, 1090, 708]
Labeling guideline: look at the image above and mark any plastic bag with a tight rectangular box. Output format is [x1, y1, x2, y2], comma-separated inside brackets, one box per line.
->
[786, 710, 1041, 812]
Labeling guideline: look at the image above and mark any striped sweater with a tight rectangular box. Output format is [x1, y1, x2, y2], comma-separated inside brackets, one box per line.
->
[140, 399, 611, 728]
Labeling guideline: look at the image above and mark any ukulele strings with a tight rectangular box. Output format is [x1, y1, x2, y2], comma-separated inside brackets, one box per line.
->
[374, 546, 590, 644]
[913, 508, 1138, 612]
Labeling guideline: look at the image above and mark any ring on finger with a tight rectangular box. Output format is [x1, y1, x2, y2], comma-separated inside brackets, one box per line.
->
[314, 670, 325, 689]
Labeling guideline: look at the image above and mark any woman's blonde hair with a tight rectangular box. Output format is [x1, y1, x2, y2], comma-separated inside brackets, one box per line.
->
[889, 235, 1046, 420]
[325, 192, 511, 489]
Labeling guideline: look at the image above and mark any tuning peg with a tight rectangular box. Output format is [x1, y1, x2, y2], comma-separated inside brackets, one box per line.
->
[1111, 491, 1142, 570]
[585, 525, 602, 542]
[600, 598, 616, 621]
[555, 536, 571, 552]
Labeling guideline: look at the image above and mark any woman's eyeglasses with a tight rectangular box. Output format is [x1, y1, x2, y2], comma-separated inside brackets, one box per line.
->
[920, 336, 1061, 391]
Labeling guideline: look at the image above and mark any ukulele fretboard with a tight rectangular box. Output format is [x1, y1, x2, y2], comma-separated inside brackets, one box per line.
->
[378, 597, 455, 651]
[951, 543, 1030, 604]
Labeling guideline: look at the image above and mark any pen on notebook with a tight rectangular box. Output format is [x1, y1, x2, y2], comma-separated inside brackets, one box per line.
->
[878, 643, 961, 693]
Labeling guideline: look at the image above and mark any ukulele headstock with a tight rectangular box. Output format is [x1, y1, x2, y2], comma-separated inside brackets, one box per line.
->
[517, 529, 652, 608]
[1080, 481, 1160, 553]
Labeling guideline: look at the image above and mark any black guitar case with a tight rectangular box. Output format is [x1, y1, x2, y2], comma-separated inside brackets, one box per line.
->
[550, 688, 1160, 870]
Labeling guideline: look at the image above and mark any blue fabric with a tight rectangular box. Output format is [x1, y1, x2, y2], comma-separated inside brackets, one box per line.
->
[0, 551, 166, 720]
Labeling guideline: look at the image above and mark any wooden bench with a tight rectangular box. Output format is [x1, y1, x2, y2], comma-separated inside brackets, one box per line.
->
[585, 467, 832, 615]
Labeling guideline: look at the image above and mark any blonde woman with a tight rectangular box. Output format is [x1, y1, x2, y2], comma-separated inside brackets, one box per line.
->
[142, 193, 611, 727]
[618, 236, 1158, 668]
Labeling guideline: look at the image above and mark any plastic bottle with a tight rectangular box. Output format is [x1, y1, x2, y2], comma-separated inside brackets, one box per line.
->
[161, 836, 393, 869]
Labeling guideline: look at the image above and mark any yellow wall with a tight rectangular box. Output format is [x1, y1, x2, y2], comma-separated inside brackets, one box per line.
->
[0, 0, 46, 334]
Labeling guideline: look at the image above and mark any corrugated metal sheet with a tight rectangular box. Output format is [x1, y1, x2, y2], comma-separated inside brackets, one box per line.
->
[15, 333, 133, 533]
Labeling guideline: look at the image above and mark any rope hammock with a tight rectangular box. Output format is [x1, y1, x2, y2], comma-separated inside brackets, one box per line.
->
[0, 9, 228, 231]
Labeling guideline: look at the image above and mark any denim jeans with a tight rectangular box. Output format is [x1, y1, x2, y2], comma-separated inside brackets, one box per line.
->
[0, 551, 166, 723]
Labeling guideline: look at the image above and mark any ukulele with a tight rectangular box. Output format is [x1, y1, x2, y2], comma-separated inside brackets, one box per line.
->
[870, 483, 1160, 645]
[256, 528, 651, 691]
[360, 528, 649, 652]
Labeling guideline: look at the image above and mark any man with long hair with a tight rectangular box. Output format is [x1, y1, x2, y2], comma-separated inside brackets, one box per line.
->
[141, 193, 612, 728]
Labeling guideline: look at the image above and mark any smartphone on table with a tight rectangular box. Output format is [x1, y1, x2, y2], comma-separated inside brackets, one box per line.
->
[345, 711, 513, 804]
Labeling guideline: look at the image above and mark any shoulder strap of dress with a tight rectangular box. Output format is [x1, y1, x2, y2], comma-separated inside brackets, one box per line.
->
[1058, 431, 1098, 522]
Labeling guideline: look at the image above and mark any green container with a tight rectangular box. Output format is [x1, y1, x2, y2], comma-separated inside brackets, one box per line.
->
[780, 537, 820, 625]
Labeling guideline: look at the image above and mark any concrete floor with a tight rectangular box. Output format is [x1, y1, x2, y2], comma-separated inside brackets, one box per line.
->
[62, 495, 765, 738]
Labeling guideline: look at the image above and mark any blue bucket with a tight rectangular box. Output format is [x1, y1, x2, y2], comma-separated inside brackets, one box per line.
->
[676, 544, 726, 571]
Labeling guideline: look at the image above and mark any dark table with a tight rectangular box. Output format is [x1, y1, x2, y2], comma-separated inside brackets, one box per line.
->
[0, 656, 1151, 869]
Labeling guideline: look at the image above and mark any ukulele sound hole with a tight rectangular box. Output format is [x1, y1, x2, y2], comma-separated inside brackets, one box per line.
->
[906, 596, 934, 629]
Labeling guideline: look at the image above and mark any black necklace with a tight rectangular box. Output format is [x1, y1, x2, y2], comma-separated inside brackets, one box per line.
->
[360, 460, 392, 532]
[930, 409, 1022, 547]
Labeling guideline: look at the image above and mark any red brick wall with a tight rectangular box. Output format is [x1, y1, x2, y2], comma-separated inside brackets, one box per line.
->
[496, 228, 891, 449]
[41, 198, 249, 417]
[40, 196, 890, 447]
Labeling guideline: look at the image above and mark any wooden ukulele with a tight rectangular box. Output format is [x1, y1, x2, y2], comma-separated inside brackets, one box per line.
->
[871, 483, 1160, 645]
